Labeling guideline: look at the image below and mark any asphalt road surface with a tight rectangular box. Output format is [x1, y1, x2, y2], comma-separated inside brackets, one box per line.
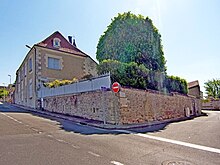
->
[0, 102, 219, 165]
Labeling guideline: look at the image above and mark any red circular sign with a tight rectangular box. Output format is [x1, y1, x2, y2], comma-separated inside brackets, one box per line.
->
[112, 82, 120, 93]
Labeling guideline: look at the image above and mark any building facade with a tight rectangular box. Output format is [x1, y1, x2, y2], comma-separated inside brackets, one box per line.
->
[15, 31, 97, 108]
[187, 80, 201, 99]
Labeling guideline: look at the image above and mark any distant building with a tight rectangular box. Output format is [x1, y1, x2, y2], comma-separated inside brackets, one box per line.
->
[15, 31, 97, 108]
[187, 80, 201, 99]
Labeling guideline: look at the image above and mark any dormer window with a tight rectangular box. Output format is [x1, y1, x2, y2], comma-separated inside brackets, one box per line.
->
[53, 38, 61, 48]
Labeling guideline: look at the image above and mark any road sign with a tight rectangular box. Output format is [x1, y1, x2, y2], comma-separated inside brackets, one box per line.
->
[112, 82, 120, 93]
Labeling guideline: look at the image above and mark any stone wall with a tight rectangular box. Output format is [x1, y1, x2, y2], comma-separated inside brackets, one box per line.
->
[203, 100, 220, 110]
[43, 87, 201, 125]
[118, 88, 201, 124]
[43, 90, 119, 124]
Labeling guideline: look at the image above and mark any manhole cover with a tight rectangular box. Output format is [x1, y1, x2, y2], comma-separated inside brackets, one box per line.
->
[162, 160, 195, 165]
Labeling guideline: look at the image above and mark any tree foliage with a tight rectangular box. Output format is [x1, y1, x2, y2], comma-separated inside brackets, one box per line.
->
[44, 78, 78, 88]
[96, 12, 187, 94]
[204, 79, 220, 99]
[98, 60, 188, 94]
[96, 12, 166, 72]
[0, 88, 9, 99]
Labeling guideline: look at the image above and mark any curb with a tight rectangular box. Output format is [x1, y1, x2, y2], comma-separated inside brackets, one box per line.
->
[9, 103, 198, 130]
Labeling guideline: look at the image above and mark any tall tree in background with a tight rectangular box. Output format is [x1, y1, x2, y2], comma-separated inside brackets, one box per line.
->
[96, 12, 166, 72]
[96, 12, 187, 94]
[204, 79, 220, 99]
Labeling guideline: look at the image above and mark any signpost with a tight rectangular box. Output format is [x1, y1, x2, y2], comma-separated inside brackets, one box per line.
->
[112, 82, 120, 93]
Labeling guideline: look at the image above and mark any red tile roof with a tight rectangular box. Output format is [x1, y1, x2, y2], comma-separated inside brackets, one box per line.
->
[36, 31, 88, 57]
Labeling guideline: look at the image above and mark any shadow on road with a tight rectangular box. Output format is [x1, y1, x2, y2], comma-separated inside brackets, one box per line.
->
[0, 103, 205, 135]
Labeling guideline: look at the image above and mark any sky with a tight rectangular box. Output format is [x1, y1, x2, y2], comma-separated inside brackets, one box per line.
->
[0, 0, 219, 94]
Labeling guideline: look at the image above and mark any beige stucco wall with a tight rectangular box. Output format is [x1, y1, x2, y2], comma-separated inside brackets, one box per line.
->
[39, 48, 87, 80]
[15, 48, 37, 108]
[15, 46, 97, 109]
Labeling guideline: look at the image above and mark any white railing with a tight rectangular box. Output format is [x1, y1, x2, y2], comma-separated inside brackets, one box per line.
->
[38, 74, 111, 98]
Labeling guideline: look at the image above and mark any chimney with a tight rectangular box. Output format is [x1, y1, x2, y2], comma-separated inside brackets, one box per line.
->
[73, 38, 77, 47]
[68, 36, 72, 44]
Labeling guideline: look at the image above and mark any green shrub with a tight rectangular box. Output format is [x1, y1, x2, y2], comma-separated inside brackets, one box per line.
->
[44, 78, 78, 88]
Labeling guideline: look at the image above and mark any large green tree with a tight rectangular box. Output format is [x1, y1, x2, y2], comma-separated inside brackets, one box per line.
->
[96, 12, 166, 72]
[204, 79, 220, 99]
[96, 12, 187, 94]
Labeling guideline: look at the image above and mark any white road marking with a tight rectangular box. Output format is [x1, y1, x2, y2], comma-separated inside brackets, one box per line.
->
[31, 128, 39, 132]
[71, 144, 80, 149]
[1, 113, 23, 124]
[47, 135, 53, 138]
[111, 161, 124, 165]
[136, 133, 220, 154]
[117, 130, 220, 154]
[56, 139, 67, 143]
[88, 151, 100, 157]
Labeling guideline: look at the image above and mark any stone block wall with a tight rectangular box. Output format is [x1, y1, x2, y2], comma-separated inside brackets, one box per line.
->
[43, 90, 119, 124]
[118, 88, 201, 124]
[43, 87, 201, 125]
[203, 100, 220, 110]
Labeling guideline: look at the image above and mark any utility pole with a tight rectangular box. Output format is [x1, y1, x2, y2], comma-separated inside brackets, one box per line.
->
[8, 74, 11, 102]
[3, 83, 6, 102]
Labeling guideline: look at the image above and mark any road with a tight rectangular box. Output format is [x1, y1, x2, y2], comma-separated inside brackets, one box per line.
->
[0, 102, 219, 165]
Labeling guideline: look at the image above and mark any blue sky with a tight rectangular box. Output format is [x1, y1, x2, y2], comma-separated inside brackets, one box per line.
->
[0, 0, 219, 94]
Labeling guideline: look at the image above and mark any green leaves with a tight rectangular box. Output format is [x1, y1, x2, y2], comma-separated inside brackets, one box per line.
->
[96, 12, 166, 72]
[96, 12, 187, 94]
[0, 88, 9, 99]
[44, 78, 78, 88]
[204, 79, 220, 99]
[165, 76, 188, 94]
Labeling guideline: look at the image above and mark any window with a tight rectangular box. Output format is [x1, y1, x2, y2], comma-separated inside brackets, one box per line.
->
[48, 57, 60, 70]
[53, 38, 61, 48]
[24, 62, 27, 76]
[29, 80, 33, 98]
[29, 58, 32, 72]
[18, 71, 20, 82]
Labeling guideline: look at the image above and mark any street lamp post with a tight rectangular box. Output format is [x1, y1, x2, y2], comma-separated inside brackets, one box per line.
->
[8, 75, 11, 85]
[8, 74, 11, 102]
[3, 83, 6, 102]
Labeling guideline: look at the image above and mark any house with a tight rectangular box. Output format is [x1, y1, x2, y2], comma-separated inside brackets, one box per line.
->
[15, 31, 97, 108]
[187, 80, 201, 99]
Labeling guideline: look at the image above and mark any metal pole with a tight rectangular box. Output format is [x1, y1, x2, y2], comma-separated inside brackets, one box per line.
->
[8, 75, 11, 85]
[3, 83, 5, 102]
[8, 75, 11, 102]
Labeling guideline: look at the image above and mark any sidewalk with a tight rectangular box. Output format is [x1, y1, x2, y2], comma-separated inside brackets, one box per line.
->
[10, 103, 195, 130]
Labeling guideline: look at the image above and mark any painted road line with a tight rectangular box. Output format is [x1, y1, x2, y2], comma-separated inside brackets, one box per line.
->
[111, 161, 124, 165]
[56, 139, 67, 143]
[116, 130, 220, 154]
[136, 133, 220, 154]
[47, 135, 53, 138]
[31, 128, 39, 132]
[1, 113, 22, 124]
[88, 151, 101, 157]
[71, 144, 80, 149]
